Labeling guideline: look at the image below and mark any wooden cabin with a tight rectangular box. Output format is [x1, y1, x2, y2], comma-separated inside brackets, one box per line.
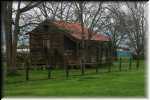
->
[26, 20, 112, 68]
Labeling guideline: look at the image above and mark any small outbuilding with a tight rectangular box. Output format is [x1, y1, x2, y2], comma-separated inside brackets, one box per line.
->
[26, 20, 112, 68]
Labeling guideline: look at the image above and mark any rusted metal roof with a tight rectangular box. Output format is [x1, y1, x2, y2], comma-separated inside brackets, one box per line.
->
[54, 21, 110, 41]
[26, 20, 110, 41]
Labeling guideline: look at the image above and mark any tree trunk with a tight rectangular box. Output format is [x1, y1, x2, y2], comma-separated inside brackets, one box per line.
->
[136, 50, 140, 70]
[11, 2, 21, 73]
[79, 1, 85, 75]
[3, 1, 13, 72]
[112, 46, 117, 61]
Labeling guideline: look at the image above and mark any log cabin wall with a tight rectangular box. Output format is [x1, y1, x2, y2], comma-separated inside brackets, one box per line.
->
[84, 41, 111, 64]
[28, 20, 112, 67]
[49, 32, 64, 67]
[85, 43, 97, 63]
[84, 41, 102, 64]
[30, 22, 65, 66]
[30, 33, 45, 65]
[30, 32, 65, 66]
[30, 32, 112, 66]
[63, 35, 80, 65]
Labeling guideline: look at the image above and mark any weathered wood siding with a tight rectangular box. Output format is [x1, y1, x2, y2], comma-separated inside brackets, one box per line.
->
[30, 31, 64, 65]
[29, 22, 112, 66]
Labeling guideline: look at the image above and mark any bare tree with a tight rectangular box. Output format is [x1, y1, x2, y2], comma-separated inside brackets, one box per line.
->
[37, 2, 75, 22]
[124, 2, 146, 58]
[99, 2, 127, 59]
[11, 1, 41, 73]
[74, 1, 86, 75]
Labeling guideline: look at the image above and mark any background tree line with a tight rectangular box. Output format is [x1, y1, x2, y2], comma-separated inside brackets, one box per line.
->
[1, 1, 147, 74]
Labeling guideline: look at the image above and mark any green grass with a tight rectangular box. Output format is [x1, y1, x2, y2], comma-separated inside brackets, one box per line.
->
[4, 60, 146, 97]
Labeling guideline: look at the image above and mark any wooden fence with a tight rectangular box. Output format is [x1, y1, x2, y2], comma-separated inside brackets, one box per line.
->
[23, 57, 142, 81]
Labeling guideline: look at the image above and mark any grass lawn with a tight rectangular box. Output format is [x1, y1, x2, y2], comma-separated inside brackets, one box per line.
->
[4, 60, 146, 97]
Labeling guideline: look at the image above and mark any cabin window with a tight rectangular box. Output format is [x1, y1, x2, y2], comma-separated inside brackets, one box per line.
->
[42, 39, 50, 49]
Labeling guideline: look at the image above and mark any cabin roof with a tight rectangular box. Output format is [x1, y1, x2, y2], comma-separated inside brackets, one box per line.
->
[26, 20, 110, 41]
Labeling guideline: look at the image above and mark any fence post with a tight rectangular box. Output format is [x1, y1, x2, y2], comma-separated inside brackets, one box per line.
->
[129, 57, 132, 70]
[65, 65, 69, 78]
[25, 61, 29, 81]
[81, 59, 85, 75]
[108, 61, 111, 72]
[136, 57, 140, 70]
[96, 63, 99, 73]
[119, 57, 122, 71]
[107, 56, 112, 72]
[96, 47, 100, 73]
[81, 64, 85, 75]
[48, 64, 51, 79]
